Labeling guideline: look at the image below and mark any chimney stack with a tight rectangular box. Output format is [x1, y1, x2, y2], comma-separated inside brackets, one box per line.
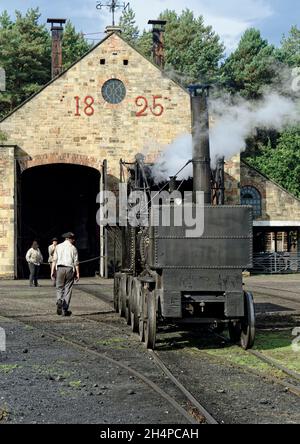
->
[189, 85, 211, 205]
[47, 19, 66, 78]
[148, 20, 167, 68]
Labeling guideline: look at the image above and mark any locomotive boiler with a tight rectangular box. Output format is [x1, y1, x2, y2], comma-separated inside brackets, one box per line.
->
[113, 85, 255, 350]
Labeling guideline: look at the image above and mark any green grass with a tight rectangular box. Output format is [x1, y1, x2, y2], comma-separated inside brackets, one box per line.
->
[96, 337, 128, 349]
[182, 329, 300, 379]
[0, 364, 19, 374]
[254, 330, 300, 373]
[68, 380, 82, 388]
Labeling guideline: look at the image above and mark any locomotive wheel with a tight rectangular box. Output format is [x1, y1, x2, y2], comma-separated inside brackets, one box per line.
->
[125, 276, 133, 326]
[113, 275, 120, 313]
[138, 285, 145, 342]
[144, 290, 157, 350]
[240, 291, 256, 350]
[228, 321, 242, 343]
[130, 278, 140, 333]
[118, 274, 127, 318]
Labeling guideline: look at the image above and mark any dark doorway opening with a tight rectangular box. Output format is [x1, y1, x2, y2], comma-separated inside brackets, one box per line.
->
[18, 164, 100, 278]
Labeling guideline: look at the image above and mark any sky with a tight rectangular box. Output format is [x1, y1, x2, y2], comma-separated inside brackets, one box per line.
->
[0, 0, 300, 52]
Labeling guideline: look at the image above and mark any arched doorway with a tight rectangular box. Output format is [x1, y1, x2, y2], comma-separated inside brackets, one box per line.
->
[18, 164, 101, 278]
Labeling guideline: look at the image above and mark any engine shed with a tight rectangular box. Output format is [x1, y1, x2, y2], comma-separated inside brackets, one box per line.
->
[1, 28, 300, 279]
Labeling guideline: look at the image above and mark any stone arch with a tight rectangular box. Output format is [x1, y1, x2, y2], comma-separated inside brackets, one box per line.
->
[21, 153, 103, 173]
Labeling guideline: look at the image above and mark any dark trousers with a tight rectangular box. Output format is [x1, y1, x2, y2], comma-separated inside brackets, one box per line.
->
[28, 263, 40, 287]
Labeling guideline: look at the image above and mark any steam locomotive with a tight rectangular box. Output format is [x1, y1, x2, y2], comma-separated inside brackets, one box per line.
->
[113, 86, 255, 350]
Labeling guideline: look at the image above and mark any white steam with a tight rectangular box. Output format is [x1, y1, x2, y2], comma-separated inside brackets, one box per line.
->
[210, 92, 300, 165]
[151, 134, 193, 183]
[151, 88, 300, 184]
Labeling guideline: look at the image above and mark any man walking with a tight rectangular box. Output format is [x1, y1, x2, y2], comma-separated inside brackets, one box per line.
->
[48, 237, 58, 286]
[51, 232, 80, 316]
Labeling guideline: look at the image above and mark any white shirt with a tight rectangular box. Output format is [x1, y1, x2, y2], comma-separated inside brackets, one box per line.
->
[26, 248, 43, 266]
[53, 240, 79, 270]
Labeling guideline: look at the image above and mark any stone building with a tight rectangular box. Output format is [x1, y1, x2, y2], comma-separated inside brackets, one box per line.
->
[0, 30, 300, 278]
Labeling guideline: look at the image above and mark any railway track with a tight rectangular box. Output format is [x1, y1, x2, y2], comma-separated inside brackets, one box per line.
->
[245, 283, 300, 307]
[210, 330, 300, 396]
[78, 284, 300, 395]
[0, 311, 218, 425]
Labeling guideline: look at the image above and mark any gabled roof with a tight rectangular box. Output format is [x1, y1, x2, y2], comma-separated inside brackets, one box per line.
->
[0, 31, 188, 123]
[241, 158, 300, 204]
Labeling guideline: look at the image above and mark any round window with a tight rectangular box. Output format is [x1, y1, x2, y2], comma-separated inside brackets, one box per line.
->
[102, 79, 126, 104]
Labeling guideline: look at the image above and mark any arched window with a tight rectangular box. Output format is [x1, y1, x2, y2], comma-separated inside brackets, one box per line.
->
[241, 186, 262, 217]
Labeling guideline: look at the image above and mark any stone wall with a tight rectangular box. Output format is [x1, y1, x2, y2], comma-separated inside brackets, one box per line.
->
[241, 161, 300, 221]
[224, 154, 241, 205]
[0, 32, 191, 278]
[0, 33, 191, 179]
[0, 147, 15, 278]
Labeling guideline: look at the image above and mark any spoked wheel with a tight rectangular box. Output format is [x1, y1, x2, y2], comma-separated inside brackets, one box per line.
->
[240, 291, 256, 350]
[118, 274, 127, 318]
[138, 285, 145, 342]
[113, 275, 120, 313]
[144, 289, 157, 350]
[130, 278, 140, 333]
[125, 276, 133, 326]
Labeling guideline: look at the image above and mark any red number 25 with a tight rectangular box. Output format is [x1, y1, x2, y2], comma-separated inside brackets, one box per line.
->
[135, 95, 164, 117]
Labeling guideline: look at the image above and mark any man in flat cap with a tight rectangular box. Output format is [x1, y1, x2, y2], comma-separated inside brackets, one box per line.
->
[51, 232, 80, 316]
[48, 237, 58, 286]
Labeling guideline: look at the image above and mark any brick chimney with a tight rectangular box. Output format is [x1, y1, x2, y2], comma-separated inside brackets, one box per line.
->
[148, 20, 167, 69]
[47, 19, 66, 78]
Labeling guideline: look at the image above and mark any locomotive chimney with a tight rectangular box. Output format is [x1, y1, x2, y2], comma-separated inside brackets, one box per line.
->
[148, 20, 167, 68]
[47, 18, 66, 78]
[190, 85, 211, 204]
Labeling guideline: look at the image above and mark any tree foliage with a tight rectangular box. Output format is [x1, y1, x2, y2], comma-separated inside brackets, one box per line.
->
[119, 6, 139, 45]
[62, 21, 92, 70]
[245, 128, 300, 198]
[220, 28, 275, 99]
[0, 8, 51, 116]
[0, 9, 91, 118]
[276, 26, 300, 67]
[158, 9, 224, 83]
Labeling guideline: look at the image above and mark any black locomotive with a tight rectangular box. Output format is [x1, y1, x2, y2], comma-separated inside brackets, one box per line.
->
[113, 86, 255, 350]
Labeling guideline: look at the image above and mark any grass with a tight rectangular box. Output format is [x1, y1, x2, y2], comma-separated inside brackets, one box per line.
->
[32, 364, 74, 379]
[96, 337, 128, 349]
[68, 380, 82, 388]
[0, 406, 9, 422]
[182, 329, 300, 379]
[254, 330, 300, 373]
[0, 364, 19, 374]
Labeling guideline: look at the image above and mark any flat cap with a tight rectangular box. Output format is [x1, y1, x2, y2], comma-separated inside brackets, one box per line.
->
[62, 232, 75, 239]
[51, 237, 58, 242]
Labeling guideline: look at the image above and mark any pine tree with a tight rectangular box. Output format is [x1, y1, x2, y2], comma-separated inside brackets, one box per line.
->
[220, 28, 275, 99]
[62, 21, 92, 70]
[0, 8, 51, 117]
[157, 9, 224, 84]
[0, 9, 93, 119]
[119, 6, 139, 45]
[276, 26, 300, 67]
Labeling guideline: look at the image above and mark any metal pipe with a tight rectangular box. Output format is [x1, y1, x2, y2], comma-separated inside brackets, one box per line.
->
[191, 88, 211, 204]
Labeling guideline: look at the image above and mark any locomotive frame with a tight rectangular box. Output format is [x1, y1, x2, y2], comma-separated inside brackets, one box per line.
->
[112, 86, 256, 350]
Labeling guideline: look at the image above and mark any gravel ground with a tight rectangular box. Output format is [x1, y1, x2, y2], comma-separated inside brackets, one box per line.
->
[0, 277, 299, 424]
